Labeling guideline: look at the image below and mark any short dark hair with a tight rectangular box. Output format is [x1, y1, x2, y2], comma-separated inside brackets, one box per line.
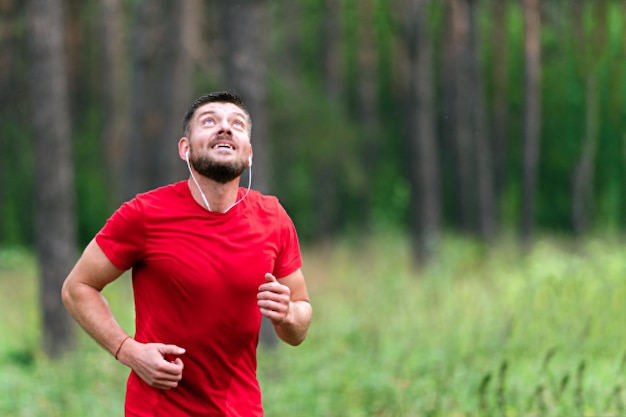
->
[182, 91, 251, 137]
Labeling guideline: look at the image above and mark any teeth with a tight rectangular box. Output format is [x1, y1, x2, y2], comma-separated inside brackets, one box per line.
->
[213, 144, 233, 149]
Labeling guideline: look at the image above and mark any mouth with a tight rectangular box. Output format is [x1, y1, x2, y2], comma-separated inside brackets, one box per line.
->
[211, 141, 235, 151]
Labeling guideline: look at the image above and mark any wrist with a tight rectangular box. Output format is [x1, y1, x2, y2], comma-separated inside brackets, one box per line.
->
[114, 335, 132, 360]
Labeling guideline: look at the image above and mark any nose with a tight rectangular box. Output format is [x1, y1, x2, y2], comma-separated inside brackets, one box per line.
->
[218, 118, 232, 136]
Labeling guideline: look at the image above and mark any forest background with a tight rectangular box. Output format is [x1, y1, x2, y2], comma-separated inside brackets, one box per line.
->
[1, 0, 626, 415]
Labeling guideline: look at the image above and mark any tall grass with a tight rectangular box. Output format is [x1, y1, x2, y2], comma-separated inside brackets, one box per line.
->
[1, 235, 625, 416]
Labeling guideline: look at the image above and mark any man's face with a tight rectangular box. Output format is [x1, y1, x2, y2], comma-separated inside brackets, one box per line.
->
[187, 102, 252, 183]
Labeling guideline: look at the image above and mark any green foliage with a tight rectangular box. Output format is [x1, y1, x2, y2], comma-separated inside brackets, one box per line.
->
[259, 234, 626, 416]
[0, 119, 35, 246]
[2, 235, 626, 416]
[74, 106, 112, 246]
[2, 1, 626, 247]
[268, 76, 364, 238]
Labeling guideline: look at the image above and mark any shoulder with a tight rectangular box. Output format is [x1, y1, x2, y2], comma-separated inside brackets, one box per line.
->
[244, 190, 288, 217]
[135, 181, 187, 203]
[107, 181, 189, 226]
[127, 181, 188, 210]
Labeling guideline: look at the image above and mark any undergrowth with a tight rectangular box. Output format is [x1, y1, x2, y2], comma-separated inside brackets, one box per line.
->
[1, 234, 625, 416]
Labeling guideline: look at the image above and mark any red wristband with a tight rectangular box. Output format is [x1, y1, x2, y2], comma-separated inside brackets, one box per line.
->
[114, 336, 131, 360]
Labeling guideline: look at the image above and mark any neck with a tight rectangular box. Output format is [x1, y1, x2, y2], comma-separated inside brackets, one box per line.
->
[188, 176, 241, 213]
[186, 160, 251, 213]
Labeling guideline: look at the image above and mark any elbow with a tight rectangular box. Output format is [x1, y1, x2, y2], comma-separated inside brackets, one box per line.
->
[60, 279, 72, 310]
[280, 334, 307, 347]
[288, 335, 307, 347]
[275, 322, 309, 346]
[61, 277, 82, 313]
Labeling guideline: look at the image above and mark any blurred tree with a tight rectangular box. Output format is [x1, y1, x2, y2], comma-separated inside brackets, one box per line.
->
[323, 0, 344, 101]
[355, 0, 380, 232]
[126, 0, 193, 200]
[215, 0, 270, 194]
[0, 0, 12, 244]
[26, 0, 77, 358]
[571, 0, 607, 234]
[2, 0, 626, 252]
[274, 0, 302, 77]
[469, 0, 496, 241]
[99, 0, 131, 208]
[403, 0, 441, 263]
[442, 0, 495, 239]
[622, 0, 626, 230]
[491, 0, 510, 203]
[448, 0, 477, 233]
[311, 0, 344, 242]
[467, 0, 496, 242]
[521, 0, 541, 247]
[0, 0, 33, 246]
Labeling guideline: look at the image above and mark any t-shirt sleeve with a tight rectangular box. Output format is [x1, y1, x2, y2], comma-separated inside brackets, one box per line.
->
[95, 198, 145, 271]
[273, 203, 303, 278]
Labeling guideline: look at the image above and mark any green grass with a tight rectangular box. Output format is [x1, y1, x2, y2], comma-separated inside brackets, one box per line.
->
[1, 235, 625, 416]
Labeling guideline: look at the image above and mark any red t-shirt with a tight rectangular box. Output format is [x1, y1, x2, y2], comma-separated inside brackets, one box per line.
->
[96, 181, 302, 417]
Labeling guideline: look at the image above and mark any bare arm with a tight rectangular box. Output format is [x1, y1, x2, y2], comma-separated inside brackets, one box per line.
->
[257, 269, 312, 346]
[61, 238, 129, 355]
[62, 239, 185, 389]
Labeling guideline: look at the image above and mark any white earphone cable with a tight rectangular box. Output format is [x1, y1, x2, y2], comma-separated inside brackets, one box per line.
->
[185, 152, 251, 213]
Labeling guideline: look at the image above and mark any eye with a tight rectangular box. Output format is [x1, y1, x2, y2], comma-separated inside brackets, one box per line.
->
[232, 120, 245, 129]
[203, 118, 215, 126]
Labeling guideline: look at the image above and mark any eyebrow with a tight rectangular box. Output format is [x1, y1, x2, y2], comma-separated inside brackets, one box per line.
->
[197, 109, 248, 122]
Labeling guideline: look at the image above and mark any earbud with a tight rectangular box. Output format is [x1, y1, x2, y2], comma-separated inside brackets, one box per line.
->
[186, 150, 189, 161]
[248, 155, 253, 167]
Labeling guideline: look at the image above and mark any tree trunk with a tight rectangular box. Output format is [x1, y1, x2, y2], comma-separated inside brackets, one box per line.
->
[127, 0, 194, 199]
[622, 132, 626, 231]
[450, 0, 476, 233]
[407, 0, 441, 263]
[277, 1, 303, 78]
[572, 75, 599, 233]
[356, 0, 380, 232]
[521, 0, 541, 247]
[440, 0, 457, 228]
[469, 0, 496, 241]
[126, 0, 160, 198]
[216, 0, 270, 195]
[571, 0, 606, 234]
[27, 0, 77, 358]
[64, 0, 83, 115]
[154, 0, 197, 188]
[323, 0, 344, 101]
[311, 0, 344, 242]
[0, 0, 13, 243]
[491, 0, 509, 202]
[99, 0, 130, 207]
[623, 1, 626, 232]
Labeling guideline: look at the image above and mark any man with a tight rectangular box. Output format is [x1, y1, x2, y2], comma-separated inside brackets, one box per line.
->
[62, 91, 312, 416]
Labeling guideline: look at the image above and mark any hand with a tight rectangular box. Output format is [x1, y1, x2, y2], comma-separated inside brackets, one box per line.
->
[118, 339, 186, 390]
[258, 273, 291, 325]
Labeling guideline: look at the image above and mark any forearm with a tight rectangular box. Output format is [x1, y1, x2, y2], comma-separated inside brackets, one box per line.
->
[273, 300, 312, 346]
[62, 282, 128, 356]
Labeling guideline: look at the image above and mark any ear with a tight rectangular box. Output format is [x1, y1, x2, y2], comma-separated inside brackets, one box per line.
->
[178, 138, 190, 161]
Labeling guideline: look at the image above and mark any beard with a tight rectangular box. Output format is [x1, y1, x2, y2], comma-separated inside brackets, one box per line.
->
[190, 151, 247, 184]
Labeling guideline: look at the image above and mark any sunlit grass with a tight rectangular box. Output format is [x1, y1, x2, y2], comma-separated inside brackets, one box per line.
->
[259, 234, 626, 416]
[1, 234, 625, 416]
